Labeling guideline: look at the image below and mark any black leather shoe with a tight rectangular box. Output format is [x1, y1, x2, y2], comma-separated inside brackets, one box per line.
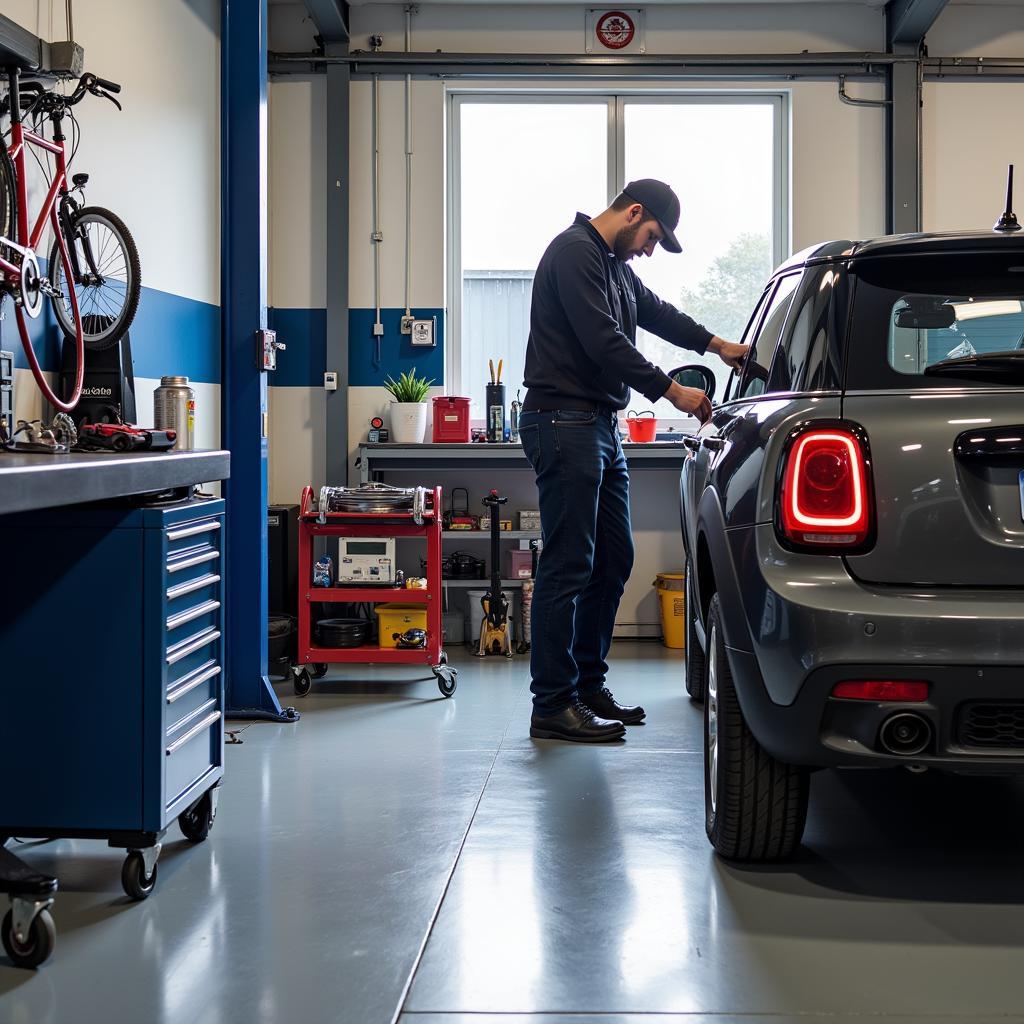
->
[581, 687, 646, 725]
[530, 700, 626, 743]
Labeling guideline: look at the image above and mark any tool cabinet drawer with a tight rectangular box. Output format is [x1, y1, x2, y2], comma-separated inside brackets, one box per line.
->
[166, 571, 222, 622]
[165, 517, 222, 559]
[166, 596, 221, 638]
[165, 625, 222, 683]
[166, 658, 222, 729]
[166, 543, 221, 586]
[165, 697, 222, 809]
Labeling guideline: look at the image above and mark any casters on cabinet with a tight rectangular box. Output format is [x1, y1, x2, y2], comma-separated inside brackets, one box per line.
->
[179, 787, 218, 843]
[2, 902, 56, 969]
[311, 663, 329, 679]
[121, 844, 161, 901]
[293, 667, 312, 697]
[433, 651, 458, 698]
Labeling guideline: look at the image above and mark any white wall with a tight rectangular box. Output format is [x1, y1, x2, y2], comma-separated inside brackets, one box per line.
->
[268, 0, 1024, 630]
[4, 1, 221, 450]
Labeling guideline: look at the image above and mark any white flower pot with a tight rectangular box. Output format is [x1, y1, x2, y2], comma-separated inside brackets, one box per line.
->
[390, 401, 428, 443]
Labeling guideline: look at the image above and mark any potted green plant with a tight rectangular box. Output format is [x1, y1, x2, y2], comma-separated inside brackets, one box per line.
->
[384, 369, 435, 443]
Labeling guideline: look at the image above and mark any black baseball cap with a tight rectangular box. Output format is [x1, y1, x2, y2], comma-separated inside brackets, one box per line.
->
[621, 178, 683, 254]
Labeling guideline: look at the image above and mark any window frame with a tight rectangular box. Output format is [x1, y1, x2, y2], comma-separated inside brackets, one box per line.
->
[733, 271, 801, 401]
[446, 88, 791, 414]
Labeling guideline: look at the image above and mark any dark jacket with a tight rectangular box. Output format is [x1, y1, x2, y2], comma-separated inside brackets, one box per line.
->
[523, 213, 713, 412]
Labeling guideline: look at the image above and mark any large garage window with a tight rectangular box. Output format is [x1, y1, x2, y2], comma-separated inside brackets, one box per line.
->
[448, 92, 788, 421]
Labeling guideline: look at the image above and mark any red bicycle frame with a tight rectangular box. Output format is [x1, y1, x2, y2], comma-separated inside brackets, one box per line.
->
[1, 70, 83, 413]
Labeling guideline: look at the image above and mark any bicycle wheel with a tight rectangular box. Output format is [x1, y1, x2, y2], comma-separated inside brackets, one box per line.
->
[50, 206, 141, 351]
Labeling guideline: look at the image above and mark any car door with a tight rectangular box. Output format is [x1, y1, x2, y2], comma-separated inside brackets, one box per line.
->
[680, 283, 775, 558]
[693, 272, 802, 531]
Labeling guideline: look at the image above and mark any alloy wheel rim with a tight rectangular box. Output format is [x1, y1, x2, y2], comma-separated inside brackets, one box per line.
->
[707, 623, 719, 818]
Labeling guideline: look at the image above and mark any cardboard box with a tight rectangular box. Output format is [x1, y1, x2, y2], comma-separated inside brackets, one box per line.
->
[519, 510, 541, 532]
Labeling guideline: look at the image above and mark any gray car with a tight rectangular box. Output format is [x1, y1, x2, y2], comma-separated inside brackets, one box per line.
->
[675, 230, 1024, 863]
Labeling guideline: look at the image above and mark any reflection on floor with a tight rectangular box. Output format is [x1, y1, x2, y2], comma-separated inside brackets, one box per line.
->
[3, 643, 1024, 1024]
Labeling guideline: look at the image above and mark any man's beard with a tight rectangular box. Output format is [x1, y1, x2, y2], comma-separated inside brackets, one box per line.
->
[613, 221, 644, 261]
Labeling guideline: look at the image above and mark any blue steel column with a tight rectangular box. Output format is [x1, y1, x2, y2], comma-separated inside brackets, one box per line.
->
[221, 0, 297, 721]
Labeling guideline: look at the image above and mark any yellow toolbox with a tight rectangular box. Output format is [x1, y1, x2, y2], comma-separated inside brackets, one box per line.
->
[375, 603, 429, 648]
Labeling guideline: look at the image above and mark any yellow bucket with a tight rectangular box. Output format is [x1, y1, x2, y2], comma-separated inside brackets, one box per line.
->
[653, 573, 686, 649]
[375, 603, 429, 648]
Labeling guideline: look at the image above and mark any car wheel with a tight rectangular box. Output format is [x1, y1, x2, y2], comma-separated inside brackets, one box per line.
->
[684, 559, 705, 702]
[704, 593, 809, 862]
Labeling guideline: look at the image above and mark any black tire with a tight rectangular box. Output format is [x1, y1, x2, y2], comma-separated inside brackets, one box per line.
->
[50, 206, 141, 351]
[436, 672, 457, 698]
[121, 851, 158, 900]
[685, 559, 705, 702]
[293, 668, 312, 697]
[2, 908, 56, 969]
[178, 791, 215, 843]
[704, 594, 809, 862]
[311, 663, 329, 679]
[110, 432, 132, 452]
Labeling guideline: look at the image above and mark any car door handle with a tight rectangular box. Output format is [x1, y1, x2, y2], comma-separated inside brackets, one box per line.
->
[682, 436, 701, 452]
[702, 437, 726, 452]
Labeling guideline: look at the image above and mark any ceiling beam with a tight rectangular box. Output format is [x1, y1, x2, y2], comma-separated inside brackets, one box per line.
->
[887, 0, 948, 49]
[304, 0, 349, 43]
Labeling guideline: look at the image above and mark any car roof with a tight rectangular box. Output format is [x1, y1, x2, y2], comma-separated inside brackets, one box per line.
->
[773, 231, 1024, 280]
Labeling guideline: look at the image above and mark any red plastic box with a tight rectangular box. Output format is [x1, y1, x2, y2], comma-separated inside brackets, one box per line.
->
[432, 396, 471, 443]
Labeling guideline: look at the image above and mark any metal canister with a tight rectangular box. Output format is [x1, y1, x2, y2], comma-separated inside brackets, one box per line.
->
[153, 376, 195, 450]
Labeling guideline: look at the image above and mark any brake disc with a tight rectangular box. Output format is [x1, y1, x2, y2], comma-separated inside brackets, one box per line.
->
[18, 249, 43, 320]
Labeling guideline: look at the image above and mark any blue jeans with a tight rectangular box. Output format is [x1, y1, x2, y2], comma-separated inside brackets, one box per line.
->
[519, 408, 635, 716]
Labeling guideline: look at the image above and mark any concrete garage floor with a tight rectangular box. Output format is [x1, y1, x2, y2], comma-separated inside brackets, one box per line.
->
[3, 644, 1024, 1024]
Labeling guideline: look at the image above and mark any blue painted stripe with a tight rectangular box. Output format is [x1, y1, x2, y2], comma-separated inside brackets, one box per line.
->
[267, 306, 445, 388]
[3, 284, 221, 384]
[268, 307, 326, 387]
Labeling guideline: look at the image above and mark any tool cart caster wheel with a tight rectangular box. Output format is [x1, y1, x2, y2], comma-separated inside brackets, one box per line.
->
[179, 791, 215, 843]
[436, 674, 457, 697]
[121, 852, 158, 901]
[293, 668, 312, 697]
[2, 908, 55, 969]
[312, 663, 329, 679]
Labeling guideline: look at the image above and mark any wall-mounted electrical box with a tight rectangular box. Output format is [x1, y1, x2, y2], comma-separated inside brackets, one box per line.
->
[411, 317, 436, 347]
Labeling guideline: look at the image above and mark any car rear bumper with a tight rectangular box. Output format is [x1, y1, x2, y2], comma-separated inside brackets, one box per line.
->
[722, 525, 1024, 770]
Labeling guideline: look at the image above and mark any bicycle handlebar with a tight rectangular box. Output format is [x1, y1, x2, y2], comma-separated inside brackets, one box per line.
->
[93, 76, 121, 95]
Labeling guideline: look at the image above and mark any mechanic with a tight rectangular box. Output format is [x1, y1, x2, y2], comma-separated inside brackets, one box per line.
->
[520, 178, 749, 744]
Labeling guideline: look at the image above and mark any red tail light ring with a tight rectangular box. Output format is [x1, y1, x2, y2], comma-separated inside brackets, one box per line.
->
[778, 425, 873, 551]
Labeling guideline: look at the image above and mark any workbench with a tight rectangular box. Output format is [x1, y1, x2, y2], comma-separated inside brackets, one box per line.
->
[0, 447, 230, 967]
[357, 439, 693, 484]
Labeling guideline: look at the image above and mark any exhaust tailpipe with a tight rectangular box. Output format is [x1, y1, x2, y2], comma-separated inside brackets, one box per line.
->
[879, 712, 932, 757]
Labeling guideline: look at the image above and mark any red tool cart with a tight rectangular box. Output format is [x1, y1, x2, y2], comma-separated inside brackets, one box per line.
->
[293, 484, 457, 698]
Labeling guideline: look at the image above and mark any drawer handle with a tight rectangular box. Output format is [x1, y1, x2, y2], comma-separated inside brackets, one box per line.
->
[167, 662, 221, 704]
[166, 710, 222, 755]
[166, 627, 221, 665]
[167, 599, 221, 632]
[167, 573, 221, 601]
[166, 549, 219, 574]
[167, 520, 221, 542]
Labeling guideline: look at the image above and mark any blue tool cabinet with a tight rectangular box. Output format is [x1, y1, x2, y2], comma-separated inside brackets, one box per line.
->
[0, 497, 225, 904]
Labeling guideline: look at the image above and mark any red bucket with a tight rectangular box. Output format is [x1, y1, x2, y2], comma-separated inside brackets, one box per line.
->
[626, 410, 657, 443]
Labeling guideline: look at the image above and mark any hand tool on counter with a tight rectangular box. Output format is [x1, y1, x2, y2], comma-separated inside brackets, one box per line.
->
[486, 358, 506, 444]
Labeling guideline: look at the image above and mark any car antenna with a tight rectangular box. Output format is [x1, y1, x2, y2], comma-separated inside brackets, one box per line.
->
[993, 164, 1021, 232]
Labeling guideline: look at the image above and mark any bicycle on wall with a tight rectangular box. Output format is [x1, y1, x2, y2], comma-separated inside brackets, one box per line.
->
[0, 64, 140, 413]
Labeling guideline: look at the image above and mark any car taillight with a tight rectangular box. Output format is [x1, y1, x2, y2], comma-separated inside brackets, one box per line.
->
[779, 427, 872, 549]
[831, 680, 929, 702]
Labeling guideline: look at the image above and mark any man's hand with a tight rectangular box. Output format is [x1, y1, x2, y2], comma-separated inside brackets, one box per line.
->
[708, 336, 749, 370]
[664, 381, 712, 424]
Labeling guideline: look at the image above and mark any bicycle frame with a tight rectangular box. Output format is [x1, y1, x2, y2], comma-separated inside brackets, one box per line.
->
[1, 66, 83, 413]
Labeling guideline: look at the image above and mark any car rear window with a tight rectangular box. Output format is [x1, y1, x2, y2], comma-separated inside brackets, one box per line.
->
[846, 252, 1024, 390]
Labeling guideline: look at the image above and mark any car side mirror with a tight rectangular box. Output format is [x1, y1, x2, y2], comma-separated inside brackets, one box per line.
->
[668, 364, 716, 402]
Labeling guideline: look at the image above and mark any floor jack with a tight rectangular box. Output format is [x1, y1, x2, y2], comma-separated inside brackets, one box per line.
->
[477, 490, 513, 658]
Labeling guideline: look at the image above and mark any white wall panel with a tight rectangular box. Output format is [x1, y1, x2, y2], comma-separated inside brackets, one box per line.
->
[268, 385, 326, 503]
[4, 0, 221, 306]
[269, 77, 327, 309]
